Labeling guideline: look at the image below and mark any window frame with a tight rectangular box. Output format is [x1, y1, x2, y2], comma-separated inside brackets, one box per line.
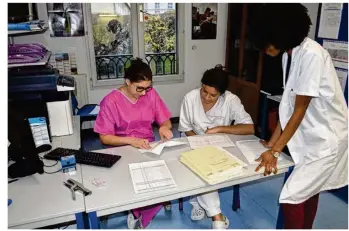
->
[84, 3, 184, 89]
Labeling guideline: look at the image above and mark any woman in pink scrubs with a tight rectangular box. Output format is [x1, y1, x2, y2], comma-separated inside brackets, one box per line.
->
[94, 58, 173, 228]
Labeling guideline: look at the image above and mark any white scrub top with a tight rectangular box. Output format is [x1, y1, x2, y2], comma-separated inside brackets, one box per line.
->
[279, 37, 348, 204]
[178, 88, 253, 135]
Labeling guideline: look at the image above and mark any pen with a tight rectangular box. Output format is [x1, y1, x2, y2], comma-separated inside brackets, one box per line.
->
[8, 179, 18, 184]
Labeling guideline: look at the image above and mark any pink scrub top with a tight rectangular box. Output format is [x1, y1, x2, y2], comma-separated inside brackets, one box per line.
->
[94, 88, 171, 142]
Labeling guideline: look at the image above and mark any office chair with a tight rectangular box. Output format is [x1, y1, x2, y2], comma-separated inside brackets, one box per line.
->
[71, 92, 99, 151]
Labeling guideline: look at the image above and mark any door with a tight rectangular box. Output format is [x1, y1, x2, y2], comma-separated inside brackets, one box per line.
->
[225, 3, 263, 123]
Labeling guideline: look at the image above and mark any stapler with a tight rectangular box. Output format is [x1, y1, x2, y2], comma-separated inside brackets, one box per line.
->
[63, 178, 92, 201]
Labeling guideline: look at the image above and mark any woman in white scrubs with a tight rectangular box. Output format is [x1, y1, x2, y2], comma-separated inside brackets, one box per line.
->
[179, 65, 254, 229]
[250, 4, 348, 229]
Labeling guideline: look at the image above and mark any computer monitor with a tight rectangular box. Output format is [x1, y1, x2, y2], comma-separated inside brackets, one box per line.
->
[8, 105, 37, 160]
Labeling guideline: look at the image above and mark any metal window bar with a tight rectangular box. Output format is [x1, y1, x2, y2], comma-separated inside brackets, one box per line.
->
[95, 52, 177, 80]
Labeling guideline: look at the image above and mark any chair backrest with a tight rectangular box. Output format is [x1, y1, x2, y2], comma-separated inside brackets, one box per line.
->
[71, 92, 79, 116]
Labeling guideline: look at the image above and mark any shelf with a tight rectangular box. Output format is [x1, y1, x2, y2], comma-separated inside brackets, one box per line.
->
[48, 9, 81, 13]
[267, 95, 282, 103]
[8, 27, 48, 37]
[8, 51, 52, 68]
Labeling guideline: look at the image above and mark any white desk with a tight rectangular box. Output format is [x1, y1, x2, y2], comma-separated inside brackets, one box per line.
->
[8, 116, 87, 229]
[82, 134, 294, 229]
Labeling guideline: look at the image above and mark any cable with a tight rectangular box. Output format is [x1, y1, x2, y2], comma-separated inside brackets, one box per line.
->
[44, 168, 62, 174]
[44, 160, 59, 168]
[61, 225, 69, 229]
[39, 153, 59, 168]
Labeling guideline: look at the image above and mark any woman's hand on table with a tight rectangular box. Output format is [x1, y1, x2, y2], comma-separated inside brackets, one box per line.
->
[260, 139, 273, 148]
[159, 126, 173, 142]
[130, 138, 152, 149]
[255, 149, 278, 176]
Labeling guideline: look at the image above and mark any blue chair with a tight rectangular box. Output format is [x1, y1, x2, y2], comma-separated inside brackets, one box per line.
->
[71, 93, 99, 151]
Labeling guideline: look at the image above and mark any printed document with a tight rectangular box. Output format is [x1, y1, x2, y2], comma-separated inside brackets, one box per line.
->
[129, 160, 177, 194]
[187, 134, 235, 149]
[138, 140, 187, 155]
[236, 140, 284, 164]
[180, 146, 246, 185]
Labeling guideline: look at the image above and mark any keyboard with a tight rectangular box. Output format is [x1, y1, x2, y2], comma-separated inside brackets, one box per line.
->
[43, 148, 121, 168]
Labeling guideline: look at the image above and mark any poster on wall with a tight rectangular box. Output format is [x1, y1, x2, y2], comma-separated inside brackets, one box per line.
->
[335, 68, 348, 92]
[192, 3, 217, 40]
[323, 40, 348, 70]
[47, 3, 84, 37]
[318, 3, 343, 39]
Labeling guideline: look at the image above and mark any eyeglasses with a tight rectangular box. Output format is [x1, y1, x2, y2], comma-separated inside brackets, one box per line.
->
[134, 84, 153, 92]
[214, 64, 225, 70]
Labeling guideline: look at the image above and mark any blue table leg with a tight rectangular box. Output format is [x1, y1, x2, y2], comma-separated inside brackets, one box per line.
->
[75, 212, 89, 229]
[276, 167, 294, 229]
[232, 184, 241, 211]
[88, 211, 100, 229]
[260, 94, 268, 140]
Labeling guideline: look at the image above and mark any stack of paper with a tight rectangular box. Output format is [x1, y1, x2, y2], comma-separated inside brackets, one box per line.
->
[138, 140, 187, 155]
[129, 160, 177, 194]
[236, 140, 284, 164]
[187, 135, 235, 149]
[180, 146, 247, 185]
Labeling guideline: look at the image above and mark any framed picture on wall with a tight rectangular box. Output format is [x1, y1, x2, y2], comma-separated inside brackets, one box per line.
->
[47, 3, 84, 37]
[192, 3, 217, 40]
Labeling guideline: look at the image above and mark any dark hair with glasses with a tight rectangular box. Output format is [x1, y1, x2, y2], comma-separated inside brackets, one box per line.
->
[201, 64, 230, 94]
[134, 84, 153, 93]
[124, 58, 153, 82]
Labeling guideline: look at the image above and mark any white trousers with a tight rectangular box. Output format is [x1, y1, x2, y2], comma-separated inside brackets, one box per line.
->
[192, 190, 221, 217]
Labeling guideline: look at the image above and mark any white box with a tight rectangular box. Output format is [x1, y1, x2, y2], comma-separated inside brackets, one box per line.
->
[46, 98, 74, 137]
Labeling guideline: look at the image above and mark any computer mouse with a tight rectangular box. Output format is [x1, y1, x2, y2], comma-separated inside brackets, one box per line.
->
[36, 144, 52, 153]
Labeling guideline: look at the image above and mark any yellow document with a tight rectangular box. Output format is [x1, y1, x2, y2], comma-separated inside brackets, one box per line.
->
[180, 146, 247, 185]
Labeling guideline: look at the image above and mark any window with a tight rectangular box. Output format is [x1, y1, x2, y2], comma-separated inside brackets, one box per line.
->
[168, 3, 173, 9]
[155, 3, 160, 9]
[85, 3, 184, 87]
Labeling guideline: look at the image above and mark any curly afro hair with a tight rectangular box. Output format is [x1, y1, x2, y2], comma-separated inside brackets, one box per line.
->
[249, 3, 312, 51]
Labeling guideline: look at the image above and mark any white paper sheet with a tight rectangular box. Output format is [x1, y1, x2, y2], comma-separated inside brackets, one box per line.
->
[336, 69, 348, 92]
[138, 140, 187, 155]
[333, 60, 348, 70]
[187, 134, 235, 149]
[236, 140, 283, 164]
[318, 4, 343, 39]
[323, 40, 348, 64]
[129, 160, 177, 194]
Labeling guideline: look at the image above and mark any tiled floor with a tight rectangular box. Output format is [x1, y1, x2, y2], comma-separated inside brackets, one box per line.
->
[70, 126, 348, 229]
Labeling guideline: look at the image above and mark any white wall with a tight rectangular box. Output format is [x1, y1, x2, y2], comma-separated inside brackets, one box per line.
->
[302, 3, 319, 40]
[14, 3, 319, 117]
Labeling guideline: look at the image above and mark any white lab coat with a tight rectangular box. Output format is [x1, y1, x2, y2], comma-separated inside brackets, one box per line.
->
[279, 38, 348, 204]
[178, 88, 253, 134]
[179, 88, 253, 216]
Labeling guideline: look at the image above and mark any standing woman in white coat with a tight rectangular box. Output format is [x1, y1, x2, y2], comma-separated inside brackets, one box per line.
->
[249, 4, 348, 229]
